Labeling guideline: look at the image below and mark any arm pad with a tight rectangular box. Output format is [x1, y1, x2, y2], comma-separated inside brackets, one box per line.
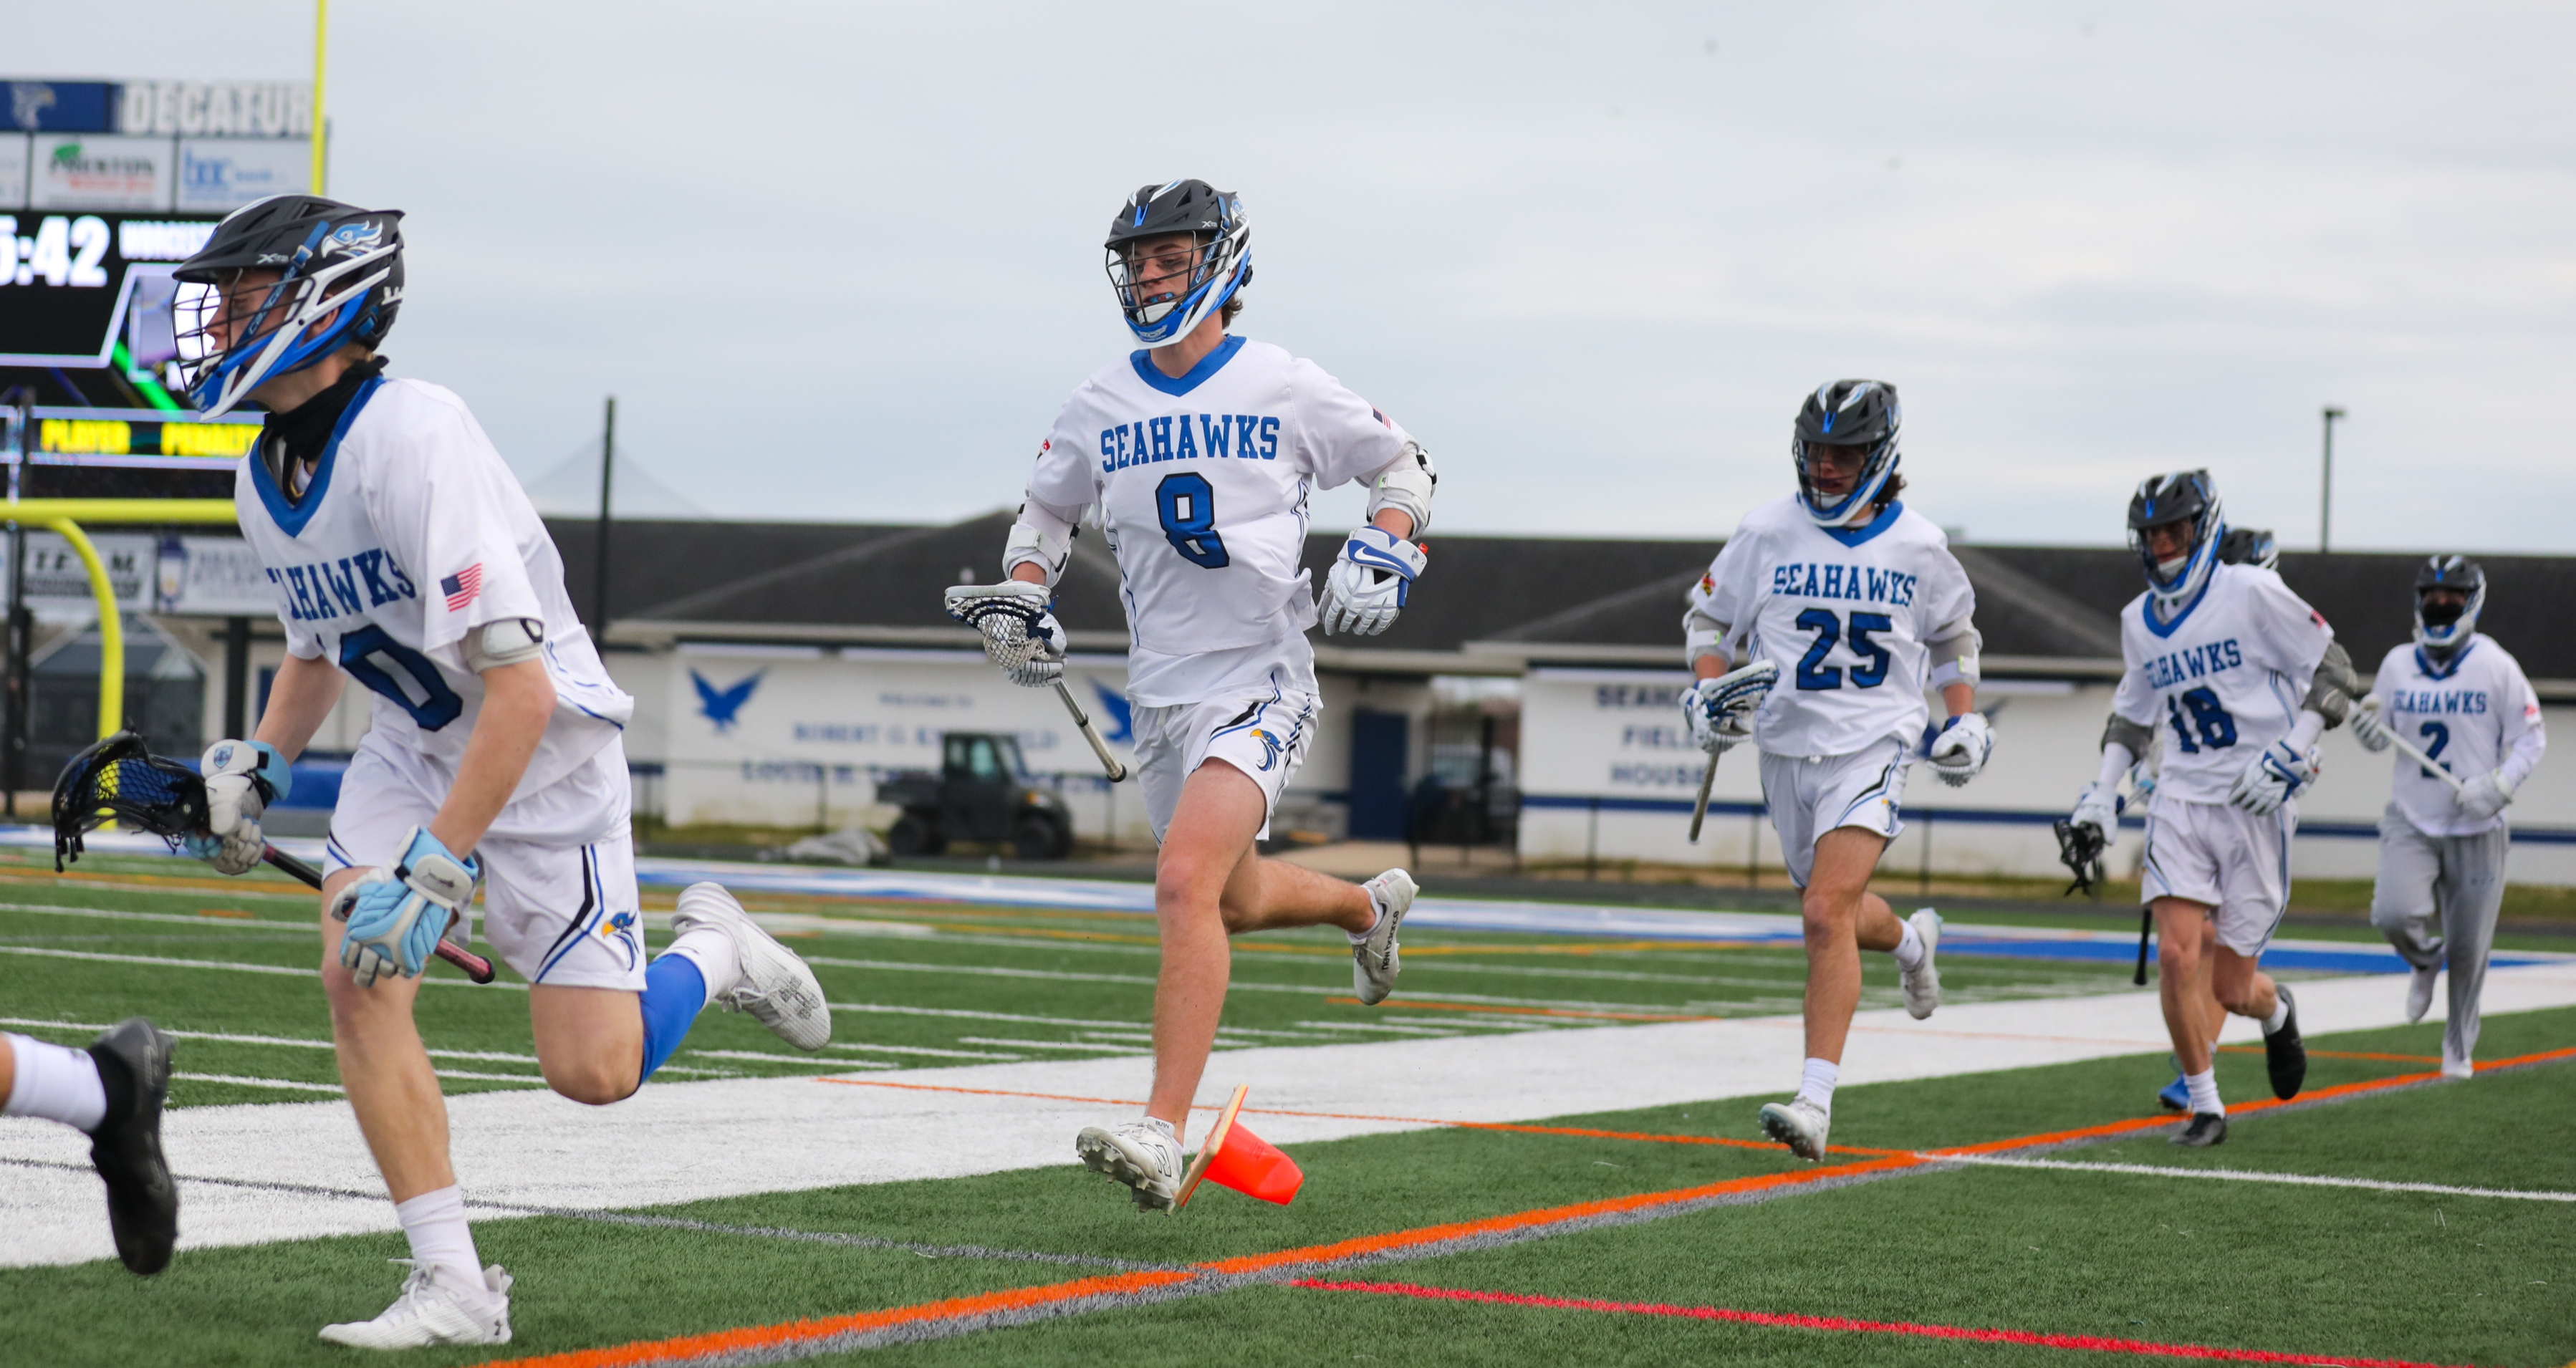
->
[1365, 441, 1436, 538]
[461, 617, 545, 673]
[1003, 495, 1085, 589]
[1926, 620, 1982, 690]
[2302, 639, 2358, 727]
[1681, 600, 1731, 669]
[2102, 713, 2156, 758]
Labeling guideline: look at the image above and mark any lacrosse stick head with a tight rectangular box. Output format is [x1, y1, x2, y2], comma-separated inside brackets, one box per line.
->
[2050, 817, 2107, 897]
[944, 582, 1057, 675]
[52, 731, 210, 871]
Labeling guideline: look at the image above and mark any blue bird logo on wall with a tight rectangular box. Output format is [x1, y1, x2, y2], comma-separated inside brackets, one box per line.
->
[691, 668, 764, 732]
[1086, 678, 1134, 743]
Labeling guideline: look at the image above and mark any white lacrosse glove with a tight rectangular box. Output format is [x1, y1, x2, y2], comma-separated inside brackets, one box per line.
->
[1681, 660, 1780, 756]
[1319, 527, 1427, 637]
[1925, 713, 1994, 789]
[2226, 740, 2320, 815]
[2457, 769, 2516, 821]
[336, 826, 479, 988]
[2349, 698, 2394, 753]
[2069, 782, 2118, 838]
[183, 738, 289, 876]
[945, 581, 1064, 687]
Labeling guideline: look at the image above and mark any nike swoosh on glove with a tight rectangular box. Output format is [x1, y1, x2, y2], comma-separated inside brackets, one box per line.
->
[189, 738, 289, 876]
[339, 826, 479, 988]
[1320, 527, 1426, 637]
[2456, 769, 2515, 821]
[2226, 740, 2319, 815]
[1925, 713, 1994, 788]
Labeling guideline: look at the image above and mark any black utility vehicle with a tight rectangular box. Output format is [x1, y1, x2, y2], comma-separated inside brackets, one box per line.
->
[878, 733, 1074, 859]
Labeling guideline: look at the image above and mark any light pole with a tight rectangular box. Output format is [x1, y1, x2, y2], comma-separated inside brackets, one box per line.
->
[2320, 406, 2345, 554]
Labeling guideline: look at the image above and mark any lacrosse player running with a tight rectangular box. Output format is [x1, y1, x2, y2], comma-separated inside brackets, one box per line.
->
[1, 1020, 177, 1274]
[2062, 471, 2353, 1147]
[956, 180, 1433, 1211]
[171, 196, 830, 1347]
[2352, 557, 2544, 1080]
[1682, 380, 1991, 1161]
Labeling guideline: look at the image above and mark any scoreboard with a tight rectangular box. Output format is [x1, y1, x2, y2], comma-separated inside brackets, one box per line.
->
[2, 78, 311, 372]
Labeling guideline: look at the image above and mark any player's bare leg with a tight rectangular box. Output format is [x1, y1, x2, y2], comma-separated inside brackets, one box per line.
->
[1797, 827, 1905, 1065]
[319, 866, 455, 1204]
[1144, 760, 1373, 1132]
[527, 988, 647, 1104]
[2154, 899, 2217, 1075]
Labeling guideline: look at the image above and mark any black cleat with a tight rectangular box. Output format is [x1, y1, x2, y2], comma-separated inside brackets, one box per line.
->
[84, 1018, 178, 1276]
[2170, 1112, 2228, 1147]
[2264, 984, 2307, 1100]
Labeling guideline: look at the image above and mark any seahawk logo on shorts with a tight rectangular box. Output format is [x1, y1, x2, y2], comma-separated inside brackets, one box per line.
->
[598, 910, 639, 970]
[1249, 727, 1284, 771]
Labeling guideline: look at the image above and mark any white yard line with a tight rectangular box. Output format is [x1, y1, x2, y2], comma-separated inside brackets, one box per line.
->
[0, 902, 313, 931]
[0, 1017, 542, 1064]
[0, 945, 520, 990]
[686, 1050, 907, 1070]
[177, 1074, 345, 1093]
[1933, 1152, 2576, 1203]
[5, 961, 2572, 1270]
[806, 954, 1693, 1012]
[959, 1037, 1143, 1054]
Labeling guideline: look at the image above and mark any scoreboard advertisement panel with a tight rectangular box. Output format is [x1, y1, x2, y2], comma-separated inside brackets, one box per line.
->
[3, 78, 310, 372]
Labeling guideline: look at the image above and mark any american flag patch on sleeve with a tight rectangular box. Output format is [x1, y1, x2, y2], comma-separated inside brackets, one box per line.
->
[441, 564, 484, 612]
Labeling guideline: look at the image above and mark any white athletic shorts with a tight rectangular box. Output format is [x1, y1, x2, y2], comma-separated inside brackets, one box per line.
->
[322, 731, 646, 991]
[1133, 678, 1318, 844]
[2139, 794, 2294, 958]
[1756, 733, 1913, 889]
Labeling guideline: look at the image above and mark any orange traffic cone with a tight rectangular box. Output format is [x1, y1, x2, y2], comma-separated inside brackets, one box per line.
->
[1174, 1084, 1304, 1209]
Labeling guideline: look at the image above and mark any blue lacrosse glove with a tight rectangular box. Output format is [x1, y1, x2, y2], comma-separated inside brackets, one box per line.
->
[185, 738, 290, 875]
[337, 826, 479, 988]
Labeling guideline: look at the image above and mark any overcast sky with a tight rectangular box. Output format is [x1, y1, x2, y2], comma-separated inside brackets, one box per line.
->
[24, 3, 2574, 549]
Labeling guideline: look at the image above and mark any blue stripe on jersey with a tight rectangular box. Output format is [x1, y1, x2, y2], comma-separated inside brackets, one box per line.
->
[2414, 640, 2476, 681]
[249, 375, 384, 537]
[1127, 334, 1246, 397]
[1817, 499, 1905, 549]
[2139, 569, 2218, 639]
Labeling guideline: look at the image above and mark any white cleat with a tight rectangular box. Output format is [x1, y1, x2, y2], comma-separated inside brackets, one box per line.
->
[1353, 870, 1416, 1006]
[1758, 1098, 1832, 1161]
[2441, 1048, 2473, 1082]
[1899, 907, 1942, 1021]
[673, 882, 832, 1051]
[318, 1261, 511, 1349]
[2406, 966, 2438, 1024]
[1075, 1117, 1184, 1213]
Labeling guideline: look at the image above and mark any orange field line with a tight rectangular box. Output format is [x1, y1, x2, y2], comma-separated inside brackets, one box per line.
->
[1319, 996, 1718, 1023]
[493, 1043, 2576, 1367]
[2214, 1045, 2442, 1064]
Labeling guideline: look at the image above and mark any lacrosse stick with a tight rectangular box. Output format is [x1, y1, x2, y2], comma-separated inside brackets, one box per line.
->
[2360, 700, 2466, 796]
[53, 731, 497, 983]
[945, 583, 1128, 781]
[1685, 660, 1779, 843]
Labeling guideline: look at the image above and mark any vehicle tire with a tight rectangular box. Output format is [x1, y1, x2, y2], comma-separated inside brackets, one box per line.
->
[1012, 814, 1068, 862]
[888, 813, 944, 856]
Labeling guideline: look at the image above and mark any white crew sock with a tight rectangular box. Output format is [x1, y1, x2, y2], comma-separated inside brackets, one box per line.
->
[664, 926, 743, 998]
[2184, 1068, 2223, 1117]
[394, 1185, 483, 1284]
[1346, 889, 1385, 946]
[1794, 1057, 1839, 1111]
[3, 1033, 107, 1132]
[2262, 996, 2290, 1035]
[1891, 917, 1926, 971]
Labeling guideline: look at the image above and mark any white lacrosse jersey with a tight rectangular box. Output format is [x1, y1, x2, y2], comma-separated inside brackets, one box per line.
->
[1027, 335, 1413, 706]
[1687, 496, 1976, 758]
[233, 377, 634, 794]
[2110, 563, 2332, 806]
[2367, 636, 2547, 838]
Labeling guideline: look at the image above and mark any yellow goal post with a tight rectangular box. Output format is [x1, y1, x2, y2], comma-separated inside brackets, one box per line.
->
[4, 499, 240, 743]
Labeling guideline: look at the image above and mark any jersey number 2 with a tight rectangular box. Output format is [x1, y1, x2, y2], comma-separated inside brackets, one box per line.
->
[1792, 609, 1893, 691]
[339, 625, 465, 731]
[1155, 473, 1229, 569]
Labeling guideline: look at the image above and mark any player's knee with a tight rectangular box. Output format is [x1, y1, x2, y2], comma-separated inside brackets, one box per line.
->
[2368, 899, 2412, 933]
[543, 1056, 638, 1107]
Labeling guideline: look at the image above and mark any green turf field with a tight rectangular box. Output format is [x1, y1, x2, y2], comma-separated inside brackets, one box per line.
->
[1, 847, 2569, 1367]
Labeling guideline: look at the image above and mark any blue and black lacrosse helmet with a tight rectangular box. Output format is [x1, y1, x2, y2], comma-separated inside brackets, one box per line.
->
[1104, 179, 1251, 349]
[2413, 554, 2486, 660]
[2128, 469, 2225, 625]
[1792, 380, 1902, 528]
[173, 194, 404, 417]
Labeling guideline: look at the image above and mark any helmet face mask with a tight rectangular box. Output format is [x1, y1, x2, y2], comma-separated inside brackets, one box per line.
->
[1102, 179, 1249, 350]
[2125, 470, 2224, 625]
[1790, 380, 1901, 528]
[2412, 554, 2486, 660]
[171, 195, 403, 416]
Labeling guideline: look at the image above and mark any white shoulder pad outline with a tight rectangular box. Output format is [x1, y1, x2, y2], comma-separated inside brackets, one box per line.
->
[1366, 440, 1436, 538]
[461, 617, 545, 673]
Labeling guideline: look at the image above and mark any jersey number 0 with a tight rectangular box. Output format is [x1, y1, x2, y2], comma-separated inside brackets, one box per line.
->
[339, 625, 466, 731]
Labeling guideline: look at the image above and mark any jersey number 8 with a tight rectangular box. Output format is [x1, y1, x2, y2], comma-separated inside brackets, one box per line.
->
[1155, 473, 1230, 569]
